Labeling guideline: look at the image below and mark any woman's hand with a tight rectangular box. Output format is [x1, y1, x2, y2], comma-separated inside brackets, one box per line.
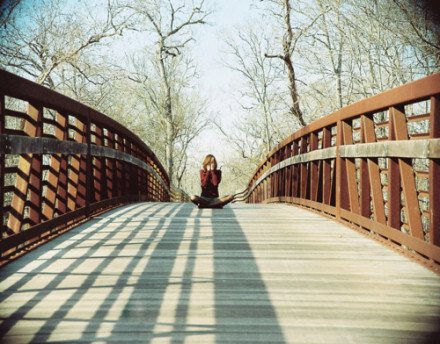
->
[206, 164, 211, 171]
[210, 163, 215, 171]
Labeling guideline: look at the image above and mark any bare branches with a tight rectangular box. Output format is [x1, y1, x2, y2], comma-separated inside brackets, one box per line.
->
[120, 0, 211, 184]
[0, 0, 131, 86]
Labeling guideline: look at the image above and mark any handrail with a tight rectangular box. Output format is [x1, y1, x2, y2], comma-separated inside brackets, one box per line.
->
[246, 73, 440, 271]
[0, 70, 172, 261]
[170, 185, 191, 203]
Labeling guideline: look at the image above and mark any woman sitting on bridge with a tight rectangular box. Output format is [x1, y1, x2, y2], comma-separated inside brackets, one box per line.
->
[190, 154, 234, 208]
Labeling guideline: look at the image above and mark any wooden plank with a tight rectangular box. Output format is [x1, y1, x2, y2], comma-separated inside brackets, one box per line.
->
[1, 203, 439, 344]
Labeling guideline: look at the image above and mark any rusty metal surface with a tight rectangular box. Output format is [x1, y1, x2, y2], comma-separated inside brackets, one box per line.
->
[0, 71, 177, 261]
[246, 72, 440, 271]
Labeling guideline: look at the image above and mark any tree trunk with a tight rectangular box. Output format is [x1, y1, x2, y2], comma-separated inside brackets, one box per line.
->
[157, 38, 175, 184]
[283, 0, 306, 127]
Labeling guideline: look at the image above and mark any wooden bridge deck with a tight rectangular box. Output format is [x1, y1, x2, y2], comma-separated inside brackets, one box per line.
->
[1, 203, 439, 344]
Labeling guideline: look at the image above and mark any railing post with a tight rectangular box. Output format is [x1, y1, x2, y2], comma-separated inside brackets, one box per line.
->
[67, 118, 86, 211]
[342, 120, 360, 214]
[300, 137, 308, 199]
[86, 110, 92, 216]
[389, 106, 424, 239]
[322, 127, 332, 205]
[106, 131, 115, 200]
[0, 94, 4, 236]
[430, 95, 440, 246]
[336, 120, 342, 220]
[285, 144, 292, 198]
[115, 134, 124, 198]
[388, 110, 400, 230]
[292, 141, 299, 197]
[310, 132, 318, 202]
[9, 102, 44, 232]
[42, 112, 68, 220]
[27, 104, 44, 228]
[93, 125, 104, 203]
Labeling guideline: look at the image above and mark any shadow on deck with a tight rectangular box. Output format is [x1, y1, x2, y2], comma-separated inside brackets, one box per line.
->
[1, 202, 440, 344]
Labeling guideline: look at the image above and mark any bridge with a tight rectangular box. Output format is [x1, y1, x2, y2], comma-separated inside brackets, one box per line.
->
[1, 70, 440, 343]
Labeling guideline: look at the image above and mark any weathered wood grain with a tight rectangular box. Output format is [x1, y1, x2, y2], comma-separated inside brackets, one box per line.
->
[1, 203, 439, 343]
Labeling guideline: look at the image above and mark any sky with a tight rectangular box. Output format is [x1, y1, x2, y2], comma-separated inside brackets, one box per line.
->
[0, 0, 259, 175]
[190, 0, 258, 164]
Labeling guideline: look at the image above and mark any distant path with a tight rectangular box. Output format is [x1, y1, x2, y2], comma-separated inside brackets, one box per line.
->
[1, 203, 439, 343]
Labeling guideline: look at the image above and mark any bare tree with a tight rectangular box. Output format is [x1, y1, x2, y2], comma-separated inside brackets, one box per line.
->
[261, 0, 326, 127]
[118, 0, 211, 184]
[0, 0, 129, 88]
[223, 23, 287, 154]
[0, 0, 22, 26]
[128, 49, 210, 185]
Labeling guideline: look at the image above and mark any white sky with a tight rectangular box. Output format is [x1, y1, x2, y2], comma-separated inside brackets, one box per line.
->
[191, 0, 257, 163]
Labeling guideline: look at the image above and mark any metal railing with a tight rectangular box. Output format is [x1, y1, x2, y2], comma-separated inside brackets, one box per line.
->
[0, 70, 172, 261]
[246, 73, 440, 271]
[170, 185, 191, 203]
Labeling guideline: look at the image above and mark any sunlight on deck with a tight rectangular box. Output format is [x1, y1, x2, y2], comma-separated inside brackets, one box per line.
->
[1, 202, 440, 343]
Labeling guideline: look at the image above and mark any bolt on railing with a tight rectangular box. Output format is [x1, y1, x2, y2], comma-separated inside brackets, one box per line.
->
[0, 70, 180, 261]
[246, 73, 440, 271]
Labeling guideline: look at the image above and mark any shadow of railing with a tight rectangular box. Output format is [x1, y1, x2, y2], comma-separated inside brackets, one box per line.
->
[0, 203, 286, 343]
[246, 73, 440, 272]
[211, 205, 286, 343]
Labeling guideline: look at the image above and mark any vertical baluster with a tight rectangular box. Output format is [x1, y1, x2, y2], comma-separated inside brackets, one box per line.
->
[285, 143, 292, 198]
[336, 120, 343, 218]
[359, 115, 371, 220]
[388, 110, 400, 230]
[389, 106, 423, 239]
[342, 120, 360, 214]
[292, 141, 299, 198]
[0, 94, 5, 236]
[85, 113, 92, 214]
[67, 118, 87, 211]
[115, 134, 124, 198]
[9, 102, 43, 232]
[310, 132, 319, 202]
[148, 157, 153, 201]
[106, 131, 115, 200]
[322, 127, 332, 205]
[93, 125, 103, 202]
[361, 115, 386, 224]
[43, 112, 68, 220]
[429, 96, 439, 246]
[300, 137, 308, 199]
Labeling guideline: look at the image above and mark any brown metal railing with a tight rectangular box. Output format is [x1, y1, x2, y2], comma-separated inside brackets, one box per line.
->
[246, 73, 440, 271]
[0, 70, 172, 261]
[170, 185, 191, 203]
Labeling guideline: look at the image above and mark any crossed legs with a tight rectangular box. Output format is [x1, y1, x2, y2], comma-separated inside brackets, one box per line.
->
[190, 194, 234, 209]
